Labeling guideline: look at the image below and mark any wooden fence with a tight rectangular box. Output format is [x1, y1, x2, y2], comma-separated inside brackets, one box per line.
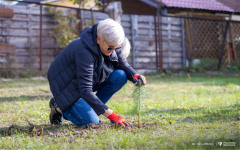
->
[0, 5, 57, 71]
[160, 16, 184, 69]
[80, 10, 184, 71]
[0, 5, 184, 73]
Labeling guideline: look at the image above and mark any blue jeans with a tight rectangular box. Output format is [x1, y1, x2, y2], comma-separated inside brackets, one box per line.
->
[63, 69, 127, 127]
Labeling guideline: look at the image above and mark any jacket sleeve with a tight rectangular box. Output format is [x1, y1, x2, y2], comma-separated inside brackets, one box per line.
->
[75, 48, 108, 116]
[115, 50, 137, 83]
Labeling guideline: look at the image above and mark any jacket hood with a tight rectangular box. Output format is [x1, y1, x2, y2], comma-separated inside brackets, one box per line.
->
[80, 24, 100, 56]
[80, 24, 118, 62]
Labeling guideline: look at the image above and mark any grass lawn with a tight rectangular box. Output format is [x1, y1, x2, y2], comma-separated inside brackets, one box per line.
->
[0, 74, 239, 149]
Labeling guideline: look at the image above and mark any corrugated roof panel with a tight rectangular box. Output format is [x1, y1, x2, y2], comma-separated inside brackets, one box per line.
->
[158, 0, 240, 13]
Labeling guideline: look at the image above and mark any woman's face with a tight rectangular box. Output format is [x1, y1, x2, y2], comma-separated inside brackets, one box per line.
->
[97, 36, 120, 56]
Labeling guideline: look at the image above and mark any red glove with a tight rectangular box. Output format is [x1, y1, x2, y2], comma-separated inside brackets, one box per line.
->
[107, 112, 132, 128]
[134, 74, 147, 85]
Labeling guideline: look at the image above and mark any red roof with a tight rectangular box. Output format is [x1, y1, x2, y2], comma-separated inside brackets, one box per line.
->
[158, 0, 240, 13]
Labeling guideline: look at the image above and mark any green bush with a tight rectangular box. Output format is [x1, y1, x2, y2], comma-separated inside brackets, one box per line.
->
[193, 58, 219, 71]
[47, 7, 80, 48]
[229, 61, 240, 72]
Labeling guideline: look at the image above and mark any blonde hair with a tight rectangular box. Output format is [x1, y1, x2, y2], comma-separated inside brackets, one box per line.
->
[97, 19, 125, 46]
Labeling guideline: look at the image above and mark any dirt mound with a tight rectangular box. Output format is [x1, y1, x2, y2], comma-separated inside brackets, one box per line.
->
[0, 121, 160, 137]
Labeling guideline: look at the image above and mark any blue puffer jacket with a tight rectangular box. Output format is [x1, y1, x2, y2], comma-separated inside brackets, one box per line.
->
[47, 24, 137, 115]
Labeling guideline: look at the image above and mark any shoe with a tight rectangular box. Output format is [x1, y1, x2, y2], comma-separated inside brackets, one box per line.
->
[49, 98, 63, 125]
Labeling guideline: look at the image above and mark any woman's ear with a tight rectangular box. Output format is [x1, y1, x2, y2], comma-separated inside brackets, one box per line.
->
[97, 36, 100, 44]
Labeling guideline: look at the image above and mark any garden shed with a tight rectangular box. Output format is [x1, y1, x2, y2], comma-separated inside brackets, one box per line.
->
[118, 0, 240, 71]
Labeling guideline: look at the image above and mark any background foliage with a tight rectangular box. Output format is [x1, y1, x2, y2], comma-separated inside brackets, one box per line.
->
[47, 7, 80, 48]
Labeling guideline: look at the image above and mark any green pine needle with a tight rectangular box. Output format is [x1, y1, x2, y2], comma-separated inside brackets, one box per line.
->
[132, 83, 147, 128]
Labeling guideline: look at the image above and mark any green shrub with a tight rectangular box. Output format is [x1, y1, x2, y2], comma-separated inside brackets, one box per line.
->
[193, 58, 219, 71]
[47, 7, 80, 48]
[229, 61, 240, 72]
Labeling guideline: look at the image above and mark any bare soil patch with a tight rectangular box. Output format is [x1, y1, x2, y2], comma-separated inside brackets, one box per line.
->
[0, 121, 160, 138]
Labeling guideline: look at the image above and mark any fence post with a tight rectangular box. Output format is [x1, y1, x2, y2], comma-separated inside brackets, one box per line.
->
[131, 15, 136, 68]
[157, 7, 163, 73]
[76, 8, 82, 34]
[181, 18, 186, 68]
[154, 14, 158, 70]
[39, 4, 42, 70]
[218, 21, 229, 70]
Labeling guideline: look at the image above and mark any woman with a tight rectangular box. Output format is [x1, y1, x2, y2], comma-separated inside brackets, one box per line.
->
[48, 19, 146, 128]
